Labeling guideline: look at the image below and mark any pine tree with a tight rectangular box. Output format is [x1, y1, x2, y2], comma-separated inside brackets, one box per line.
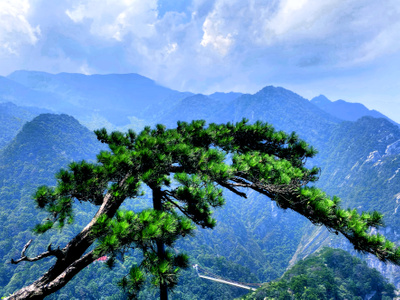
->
[7, 120, 400, 299]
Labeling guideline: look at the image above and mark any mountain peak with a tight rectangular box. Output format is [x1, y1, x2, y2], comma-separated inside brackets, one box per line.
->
[257, 85, 292, 95]
[1, 113, 101, 164]
[0, 113, 104, 189]
[310, 95, 331, 106]
[208, 91, 243, 102]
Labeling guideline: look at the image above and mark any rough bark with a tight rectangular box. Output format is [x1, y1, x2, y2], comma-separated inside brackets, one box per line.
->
[6, 175, 130, 300]
[6, 251, 95, 300]
[152, 187, 168, 300]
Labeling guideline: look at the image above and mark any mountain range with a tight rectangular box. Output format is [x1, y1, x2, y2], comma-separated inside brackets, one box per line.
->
[0, 70, 399, 299]
[311, 94, 397, 124]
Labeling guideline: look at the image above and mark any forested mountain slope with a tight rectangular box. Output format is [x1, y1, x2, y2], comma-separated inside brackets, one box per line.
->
[0, 113, 312, 299]
[0, 114, 103, 298]
[0, 114, 102, 186]
[0, 113, 306, 299]
[290, 116, 400, 288]
[242, 248, 395, 300]
[1, 71, 400, 298]
[0, 102, 49, 149]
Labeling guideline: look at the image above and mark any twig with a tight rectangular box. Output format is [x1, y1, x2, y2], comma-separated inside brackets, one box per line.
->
[11, 240, 64, 264]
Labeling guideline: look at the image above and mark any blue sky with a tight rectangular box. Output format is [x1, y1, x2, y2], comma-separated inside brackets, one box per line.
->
[1, 0, 400, 122]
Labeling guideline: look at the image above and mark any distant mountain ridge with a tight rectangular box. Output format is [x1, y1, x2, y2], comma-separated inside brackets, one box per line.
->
[0, 75, 62, 110]
[1, 70, 400, 297]
[311, 94, 397, 124]
[6, 70, 192, 127]
[3, 70, 396, 130]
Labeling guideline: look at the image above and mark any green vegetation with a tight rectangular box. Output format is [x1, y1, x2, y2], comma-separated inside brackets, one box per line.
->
[318, 117, 400, 228]
[0, 102, 45, 149]
[241, 248, 395, 300]
[1, 75, 400, 298]
[6, 119, 400, 299]
[0, 114, 102, 299]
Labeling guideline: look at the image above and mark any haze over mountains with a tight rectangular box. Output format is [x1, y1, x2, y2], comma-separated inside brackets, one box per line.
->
[0, 70, 399, 299]
[5, 71, 192, 128]
[3, 71, 395, 131]
[311, 94, 397, 124]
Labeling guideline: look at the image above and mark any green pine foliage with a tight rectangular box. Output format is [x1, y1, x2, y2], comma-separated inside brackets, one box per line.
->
[10, 118, 399, 299]
[1, 78, 399, 298]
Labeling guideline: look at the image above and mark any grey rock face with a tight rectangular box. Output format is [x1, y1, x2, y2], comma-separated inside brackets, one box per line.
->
[364, 150, 382, 164]
[385, 139, 400, 156]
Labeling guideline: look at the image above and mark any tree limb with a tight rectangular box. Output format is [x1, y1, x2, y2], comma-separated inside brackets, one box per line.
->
[163, 192, 194, 220]
[217, 181, 248, 198]
[11, 240, 64, 265]
[6, 250, 96, 300]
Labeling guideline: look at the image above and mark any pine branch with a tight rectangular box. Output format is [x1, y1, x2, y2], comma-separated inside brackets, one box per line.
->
[11, 240, 64, 264]
[163, 192, 194, 220]
[216, 180, 247, 198]
[231, 176, 302, 195]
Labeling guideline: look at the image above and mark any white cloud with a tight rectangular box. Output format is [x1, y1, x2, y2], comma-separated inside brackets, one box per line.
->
[79, 61, 93, 75]
[65, 4, 86, 23]
[351, 1, 400, 64]
[2, 0, 400, 121]
[0, 0, 40, 55]
[65, 0, 158, 41]
[264, 0, 339, 41]
[200, 13, 234, 56]
[166, 42, 178, 55]
[113, 0, 400, 95]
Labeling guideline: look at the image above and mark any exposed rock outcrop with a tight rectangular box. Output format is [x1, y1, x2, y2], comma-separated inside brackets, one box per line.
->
[385, 140, 400, 157]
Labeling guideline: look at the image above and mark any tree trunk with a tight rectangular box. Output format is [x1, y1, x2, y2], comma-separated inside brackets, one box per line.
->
[6, 176, 130, 300]
[6, 251, 95, 299]
[152, 187, 168, 300]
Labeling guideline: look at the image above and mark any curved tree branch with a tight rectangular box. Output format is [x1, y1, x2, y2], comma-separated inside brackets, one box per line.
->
[11, 240, 64, 265]
[7, 250, 96, 300]
[217, 180, 248, 198]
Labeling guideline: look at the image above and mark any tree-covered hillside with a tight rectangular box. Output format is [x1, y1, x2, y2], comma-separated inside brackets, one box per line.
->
[4, 116, 400, 300]
[241, 248, 395, 300]
[0, 112, 311, 299]
[290, 116, 400, 287]
[0, 114, 310, 299]
[0, 102, 48, 149]
[1, 72, 400, 298]
[0, 114, 103, 298]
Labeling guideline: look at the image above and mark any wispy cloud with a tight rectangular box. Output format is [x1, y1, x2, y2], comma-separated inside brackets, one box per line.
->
[1, 0, 400, 121]
[0, 0, 40, 55]
[65, 0, 158, 40]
